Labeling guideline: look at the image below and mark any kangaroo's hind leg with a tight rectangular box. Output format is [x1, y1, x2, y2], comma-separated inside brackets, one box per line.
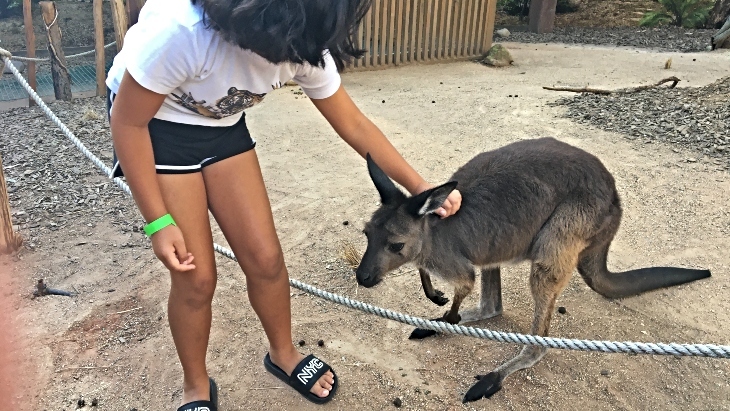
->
[460, 267, 503, 323]
[463, 251, 580, 402]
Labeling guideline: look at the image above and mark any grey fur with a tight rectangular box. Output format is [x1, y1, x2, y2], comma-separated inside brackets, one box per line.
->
[357, 138, 711, 402]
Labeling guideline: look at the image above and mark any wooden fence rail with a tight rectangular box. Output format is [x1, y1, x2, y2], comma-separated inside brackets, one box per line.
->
[350, 0, 497, 71]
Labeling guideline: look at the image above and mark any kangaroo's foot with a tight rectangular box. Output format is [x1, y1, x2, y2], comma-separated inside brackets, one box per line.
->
[408, 316, 449, 340]
[463, 345, 548, 402]
[458, 305, 503, 323]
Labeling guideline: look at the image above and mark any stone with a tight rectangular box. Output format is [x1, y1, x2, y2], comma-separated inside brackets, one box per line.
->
[480, 44, 514, 67]
[495, 28, 511, 38]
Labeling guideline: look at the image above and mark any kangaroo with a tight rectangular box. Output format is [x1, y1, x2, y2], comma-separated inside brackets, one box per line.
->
[355, 137, 711, 403]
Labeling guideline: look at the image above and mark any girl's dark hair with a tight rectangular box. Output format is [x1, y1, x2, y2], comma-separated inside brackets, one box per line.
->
[192, 0, 372, 71]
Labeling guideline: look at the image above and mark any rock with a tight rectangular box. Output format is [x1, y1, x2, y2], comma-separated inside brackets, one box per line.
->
[495, 28, 511, 38]
[393, 398, 402, 407]
[480, 44, 514, 67]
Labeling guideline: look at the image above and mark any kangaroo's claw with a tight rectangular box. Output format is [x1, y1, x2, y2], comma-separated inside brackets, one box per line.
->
[428, 289, 449, 306]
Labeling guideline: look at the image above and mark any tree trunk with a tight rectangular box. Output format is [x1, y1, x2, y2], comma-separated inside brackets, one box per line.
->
[708, 0, 730, 29]
[0, 153, 23, 254]
[40, 1, 72, 101]
[712, 15, 730, 49]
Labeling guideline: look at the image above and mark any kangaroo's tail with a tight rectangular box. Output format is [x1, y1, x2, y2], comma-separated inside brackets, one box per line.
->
[577, 243, 711, 299]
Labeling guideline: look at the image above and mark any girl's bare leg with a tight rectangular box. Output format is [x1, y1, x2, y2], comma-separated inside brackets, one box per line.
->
[157, 172, 217, 405]
[203, 150, 334, 398]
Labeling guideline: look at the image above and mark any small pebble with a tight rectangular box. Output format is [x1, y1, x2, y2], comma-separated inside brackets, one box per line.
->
[431, 101, 435, 104]
[382, 100, 385, 103]
[558, 306, 567, 314]
[317, 339, 324, 347]
[298, 340, 306, 347]
[78, 399, 86, 407]
[92, 398, 99, 406]
[342, 221, 349, 226]
[393, 397, 402, 407]
[600, 369, 609, 376]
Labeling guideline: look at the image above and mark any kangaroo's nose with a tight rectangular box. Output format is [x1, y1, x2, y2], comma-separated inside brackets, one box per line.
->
[356, 269, 380, 288]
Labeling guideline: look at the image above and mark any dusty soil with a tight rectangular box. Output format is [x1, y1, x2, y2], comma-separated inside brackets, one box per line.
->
[1, 43, 729, 411]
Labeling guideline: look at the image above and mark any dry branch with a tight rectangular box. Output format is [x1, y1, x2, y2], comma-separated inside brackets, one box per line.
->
[543, 77, 681, 95]
[33, 279, 74, 298]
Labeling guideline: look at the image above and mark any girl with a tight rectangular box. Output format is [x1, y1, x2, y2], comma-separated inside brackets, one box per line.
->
[106, 0, 462, 409]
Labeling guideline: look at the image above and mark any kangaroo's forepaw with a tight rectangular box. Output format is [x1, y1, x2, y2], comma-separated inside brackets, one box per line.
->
[408, 328, 439, 339]
[428, 290, 449, 306]
[462, 372, 502, 403]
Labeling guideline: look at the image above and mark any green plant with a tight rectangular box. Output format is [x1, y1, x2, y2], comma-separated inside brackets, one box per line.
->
[0, 0, 22, 19]
[640, 0, 714, 28]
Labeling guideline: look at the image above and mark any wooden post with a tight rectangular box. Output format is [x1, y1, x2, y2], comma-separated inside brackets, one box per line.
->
[110, 0, 128, 52]
[481, 0, 498, 52]
[0, 154, 22, 254]
[93, 0, 106, 97]
[22, 0, 37, 106]
[528, 0, 558, 33]
[127, 0, 145, 27]
[40, 1, 72, 101]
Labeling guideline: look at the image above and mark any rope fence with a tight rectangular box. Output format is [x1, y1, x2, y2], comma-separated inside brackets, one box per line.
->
[4, 42, 117, 63]
[2, 50, 730, 360]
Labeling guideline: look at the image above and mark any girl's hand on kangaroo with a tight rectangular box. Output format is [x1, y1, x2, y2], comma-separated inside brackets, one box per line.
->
[151, 225, 196, 272]
[437, 189, 462, 218]
[414, 182, 462, 218]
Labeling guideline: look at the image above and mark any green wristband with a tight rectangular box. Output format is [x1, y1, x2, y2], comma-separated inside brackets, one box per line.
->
[143, 214, 176, 237]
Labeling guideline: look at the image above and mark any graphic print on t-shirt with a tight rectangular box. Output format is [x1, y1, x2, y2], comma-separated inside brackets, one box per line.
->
[171, 87, 266, 119]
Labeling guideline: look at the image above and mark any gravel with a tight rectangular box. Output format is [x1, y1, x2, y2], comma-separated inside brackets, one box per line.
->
[549, 76, 730, 169]
[496, 26, 717, 52]
[0, 97, 142, 251]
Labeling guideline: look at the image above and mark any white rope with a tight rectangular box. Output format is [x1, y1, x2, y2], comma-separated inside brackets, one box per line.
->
[2, 42, 117, 63]
[3, 54, 730, 359]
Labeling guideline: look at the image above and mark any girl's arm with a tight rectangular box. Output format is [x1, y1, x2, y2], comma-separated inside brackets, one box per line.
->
[310, 85, 462, 217]
[110, 71, 195, 271]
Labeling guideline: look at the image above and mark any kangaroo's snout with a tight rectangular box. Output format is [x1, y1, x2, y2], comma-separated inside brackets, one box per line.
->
[355, 266, 381, 288]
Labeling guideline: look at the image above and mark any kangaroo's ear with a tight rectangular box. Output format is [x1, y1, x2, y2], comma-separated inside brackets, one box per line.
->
[367, 153, 406, 205]
[406, 181, 458, 217]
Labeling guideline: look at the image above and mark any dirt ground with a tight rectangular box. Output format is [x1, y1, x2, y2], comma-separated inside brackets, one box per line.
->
[3, 43, 730, 411]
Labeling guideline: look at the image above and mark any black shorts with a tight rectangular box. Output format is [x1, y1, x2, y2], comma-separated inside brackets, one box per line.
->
[107, 89, 256, 177]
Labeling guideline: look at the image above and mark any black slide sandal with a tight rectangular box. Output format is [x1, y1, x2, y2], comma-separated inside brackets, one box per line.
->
[264, 353, 338, 405]
[177, 378, 218, 411]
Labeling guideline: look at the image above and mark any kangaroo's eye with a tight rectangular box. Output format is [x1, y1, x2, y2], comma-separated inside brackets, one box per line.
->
[388, 243, 405, 253]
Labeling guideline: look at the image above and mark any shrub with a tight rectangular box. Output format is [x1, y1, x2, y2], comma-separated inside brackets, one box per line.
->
[640, 0, 714, 28]
[0, 0, 23, 19]
[497, 0, 579, 18]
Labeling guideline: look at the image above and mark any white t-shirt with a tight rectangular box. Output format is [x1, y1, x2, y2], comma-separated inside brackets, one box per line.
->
[106, 0, 342, 127]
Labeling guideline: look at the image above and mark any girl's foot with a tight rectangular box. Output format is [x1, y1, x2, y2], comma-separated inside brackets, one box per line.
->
[269, 345, 335, 398]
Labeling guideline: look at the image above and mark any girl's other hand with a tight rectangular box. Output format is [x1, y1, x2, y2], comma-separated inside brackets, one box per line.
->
[151, 225, 196, 272]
